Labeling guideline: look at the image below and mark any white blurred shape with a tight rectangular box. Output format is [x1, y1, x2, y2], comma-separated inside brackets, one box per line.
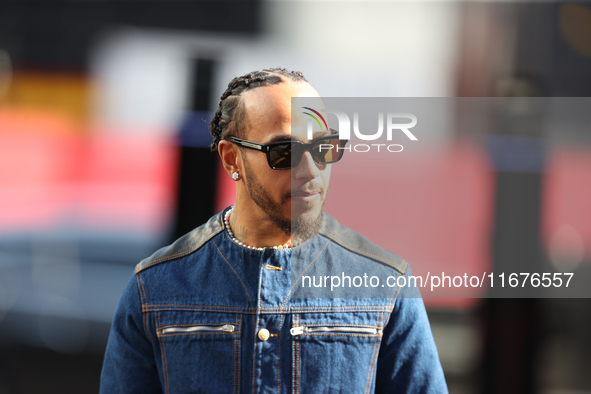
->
[264, 1, 461, 97]
[549, 224, 585, 273]
[91, 30, 191, 134]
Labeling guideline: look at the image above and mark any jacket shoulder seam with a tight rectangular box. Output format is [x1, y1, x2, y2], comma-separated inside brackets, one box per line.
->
[135, 229, 222, 273]
[135, 212, 225, 274]
[321, 230, 408, 274]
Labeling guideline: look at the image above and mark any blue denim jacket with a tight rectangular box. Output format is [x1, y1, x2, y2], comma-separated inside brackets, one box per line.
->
[100, 209, 448, 393]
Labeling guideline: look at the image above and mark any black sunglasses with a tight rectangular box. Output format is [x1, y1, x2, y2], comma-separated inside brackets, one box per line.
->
[225, 133, 348, 170]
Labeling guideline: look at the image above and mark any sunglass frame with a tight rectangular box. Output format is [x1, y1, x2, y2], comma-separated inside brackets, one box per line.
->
[225, 133, 348, 170]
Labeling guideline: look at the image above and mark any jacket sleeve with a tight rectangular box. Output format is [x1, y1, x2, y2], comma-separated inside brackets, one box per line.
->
[374, 268, 448, 393]
[100, 273, 162, 393]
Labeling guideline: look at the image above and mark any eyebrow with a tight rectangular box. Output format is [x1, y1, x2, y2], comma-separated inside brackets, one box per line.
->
[265, 130, 336, 145]
[265, 134, 293, 144]
[312, 130, 333, 138]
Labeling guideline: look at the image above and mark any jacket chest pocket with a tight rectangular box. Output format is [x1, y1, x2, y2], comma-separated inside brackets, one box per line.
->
[290, 312, 386, 394]
[156, 312, 241, 394]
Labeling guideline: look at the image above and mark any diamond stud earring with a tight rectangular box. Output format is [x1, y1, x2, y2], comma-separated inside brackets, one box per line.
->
[231, 172, 240, 181]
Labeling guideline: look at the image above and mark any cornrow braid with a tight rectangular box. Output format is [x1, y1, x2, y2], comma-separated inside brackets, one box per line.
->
[209, 67, 308, 151]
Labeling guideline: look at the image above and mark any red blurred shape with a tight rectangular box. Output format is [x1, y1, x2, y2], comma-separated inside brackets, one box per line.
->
[0, 108, 178, 235]
[542, 146, 591, 262]
[324, 141, 495, 310]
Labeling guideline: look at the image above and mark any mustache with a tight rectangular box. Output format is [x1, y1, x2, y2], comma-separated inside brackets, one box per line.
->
[282, 183, 324, 202]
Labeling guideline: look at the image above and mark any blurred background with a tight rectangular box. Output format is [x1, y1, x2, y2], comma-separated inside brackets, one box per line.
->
[0, 1, 590, 393]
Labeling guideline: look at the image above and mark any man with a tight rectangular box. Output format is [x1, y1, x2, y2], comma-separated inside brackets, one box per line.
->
[100, 68, 447, 393]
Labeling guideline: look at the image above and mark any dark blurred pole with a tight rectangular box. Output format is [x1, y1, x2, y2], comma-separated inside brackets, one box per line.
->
[481, 170, 543, 394]
[480, 79, 546, 394]
[463, 4, 559, 392]
[171, 58, 218, 240]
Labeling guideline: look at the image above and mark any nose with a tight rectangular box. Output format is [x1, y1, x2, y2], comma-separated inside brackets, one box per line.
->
[294, 150, 323, 180]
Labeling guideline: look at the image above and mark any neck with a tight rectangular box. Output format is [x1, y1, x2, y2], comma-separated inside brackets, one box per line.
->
[227, 204, 293, 249]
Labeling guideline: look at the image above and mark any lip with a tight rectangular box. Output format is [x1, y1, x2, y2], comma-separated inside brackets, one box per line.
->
[290, 191, 320, 202]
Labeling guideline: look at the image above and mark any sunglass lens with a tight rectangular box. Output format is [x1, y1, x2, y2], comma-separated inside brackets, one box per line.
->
[269, 143, 292, 169]
[268, 137, 344, 169]
[312, 138, 343, 164]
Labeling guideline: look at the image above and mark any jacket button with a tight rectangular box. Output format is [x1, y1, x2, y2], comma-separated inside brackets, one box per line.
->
[258, 328, 270, 341]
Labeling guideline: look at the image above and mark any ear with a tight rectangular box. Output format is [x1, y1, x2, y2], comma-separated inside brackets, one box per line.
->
[218, 140, 242, 177]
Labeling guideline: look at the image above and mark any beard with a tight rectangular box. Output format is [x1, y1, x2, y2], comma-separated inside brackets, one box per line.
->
[242, 154, 325, 242]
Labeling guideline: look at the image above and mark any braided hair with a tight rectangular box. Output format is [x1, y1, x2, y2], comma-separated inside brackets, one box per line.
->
[209, 68, 308, 151]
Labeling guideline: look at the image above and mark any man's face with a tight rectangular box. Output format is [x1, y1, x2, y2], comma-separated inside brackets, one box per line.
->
[239, 81, 331, 240]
